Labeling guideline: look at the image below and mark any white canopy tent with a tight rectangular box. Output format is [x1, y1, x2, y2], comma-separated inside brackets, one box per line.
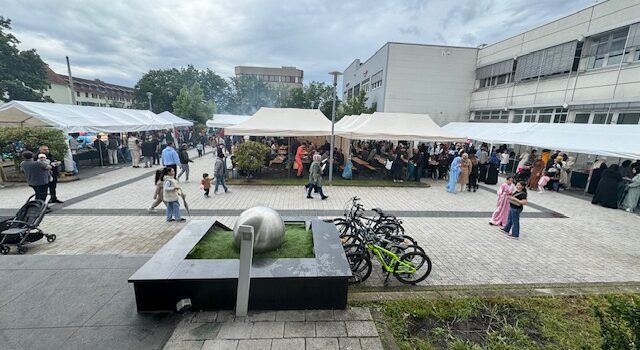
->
[224, 107, 332, 136]
[0, 101, 174, 133]
[443, 122, 640, 159]
[336, 112, 465, 142]
[206, 114, 252, 128]
[157, 111, 193, 127]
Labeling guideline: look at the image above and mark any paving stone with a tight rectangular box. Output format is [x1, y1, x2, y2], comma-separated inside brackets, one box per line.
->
[164, 340, 205, 350]
[284, 321, 315, 338]
[201, 339, 238, 350]
[177, 322, 222, 341]
[305, 310, 334, 321]
[193, 311, 218, 323]
[216, 311, 236, 323]
[236, 339, 271, 350]
[315, 321, 347, 337]
[271, 338, 305, 350]
[275, 310, 305, 321]
[306, 337, 339, 350]
[333, 307, 372, 321]
[246, 311, 276, 322]
[338, 338, 362, 350]
[345, 321, 378, 337]
[359, 337, 384, 350]
[217, 322, 253, 339]
[250, 321, 284, 339]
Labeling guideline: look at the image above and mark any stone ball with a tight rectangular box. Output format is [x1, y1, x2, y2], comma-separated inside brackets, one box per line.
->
[233, 206, 285, 253]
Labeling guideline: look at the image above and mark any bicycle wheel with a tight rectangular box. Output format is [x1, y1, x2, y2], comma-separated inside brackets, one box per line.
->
[340, 234, 363, 246]
[345, 251, 372, 283]
[334, 221, 355, 238]
[392, 251, 432, 285]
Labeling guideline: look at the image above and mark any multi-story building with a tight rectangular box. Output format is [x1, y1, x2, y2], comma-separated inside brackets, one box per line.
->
[44, 66, 134, 108]
[471, 0, 640, 126]
[342, 43, 478, 125]
[234, 66, 304, 89]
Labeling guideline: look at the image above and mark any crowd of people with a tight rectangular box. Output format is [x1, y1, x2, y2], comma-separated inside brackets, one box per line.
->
[18, 145, 63, 208]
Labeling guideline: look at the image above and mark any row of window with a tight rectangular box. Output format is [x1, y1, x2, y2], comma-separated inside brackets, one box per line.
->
[475, 108, 640, 124]
[475, 110, 509, 120]
[574, 112, 640, 124]
[77, 101, 127, 107]
[344, 77, 381, 101]
[241, 74, 301, 83]
[512, 108, 568, 123]
[76, 91, 131, 102]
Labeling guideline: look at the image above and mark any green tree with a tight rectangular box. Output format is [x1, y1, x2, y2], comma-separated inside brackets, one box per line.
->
[0, 17, 52, 102]
[233, 141, 270, 178]
[172, 82, 215, 124]
[337, 90, 376, 120]
[0, 127, 67, 169]
[278, 81, 340, 119]
[225, 76, 277, 115]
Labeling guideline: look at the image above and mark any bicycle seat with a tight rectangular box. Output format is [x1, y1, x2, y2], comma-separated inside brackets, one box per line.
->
[372, 208, 384, 214]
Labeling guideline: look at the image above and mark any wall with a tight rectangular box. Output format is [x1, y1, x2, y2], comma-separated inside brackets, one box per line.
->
[384, 43, 478, 125]
[342, 44, 389, 111]
[44, 83, 72, 104]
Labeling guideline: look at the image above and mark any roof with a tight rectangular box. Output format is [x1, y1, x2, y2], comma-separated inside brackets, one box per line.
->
[224, 107, 332, 136]
[206, 114, 253, 128]
[45, 66, 134, 95]
[157, 111, 194, 127]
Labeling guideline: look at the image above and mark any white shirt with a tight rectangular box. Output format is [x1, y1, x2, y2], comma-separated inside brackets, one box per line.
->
[500, 153, 509, 164]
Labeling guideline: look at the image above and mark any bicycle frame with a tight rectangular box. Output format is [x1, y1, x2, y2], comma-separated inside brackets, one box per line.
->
[366, 242, 417, 274]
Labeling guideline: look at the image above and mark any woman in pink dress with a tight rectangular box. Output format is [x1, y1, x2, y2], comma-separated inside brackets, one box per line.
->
[489, 177, 515, 227]
[295, 144, 306, 177]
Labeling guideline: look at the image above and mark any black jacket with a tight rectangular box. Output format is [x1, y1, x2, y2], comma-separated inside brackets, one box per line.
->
[141, 141, 155, 157]
[45, 153, 59, 177]
[179, 150, 192, 164]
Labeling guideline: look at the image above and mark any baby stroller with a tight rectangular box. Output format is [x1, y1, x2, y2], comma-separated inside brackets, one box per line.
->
[0, 195, 55, 255]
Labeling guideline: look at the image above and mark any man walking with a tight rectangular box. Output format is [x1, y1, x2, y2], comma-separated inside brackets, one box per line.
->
[161, 141, 181, 178]
[107, 134, 120, 165]
[214, 150, 229, 194]
[39, 145, 63, 203]
[141, 136, 155, 168]
[20, 151, 51, 201]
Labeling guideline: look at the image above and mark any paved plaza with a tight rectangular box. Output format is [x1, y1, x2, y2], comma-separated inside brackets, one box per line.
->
[1, 151, 639, 349]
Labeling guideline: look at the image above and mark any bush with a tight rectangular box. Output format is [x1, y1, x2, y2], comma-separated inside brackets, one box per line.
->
[233, 140, 269, 178]
[0, 127, 68, 166]
[593, 295, 639, 350]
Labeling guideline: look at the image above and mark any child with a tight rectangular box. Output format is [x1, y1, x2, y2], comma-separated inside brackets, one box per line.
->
[499, 151, 510, 174]
[196, 143, 204, 158]
[201, 173, 212, 197]
[163, 167, 185, 222]
[148, 169, 164, 212]
[538, 172, 551, 193]
[37, 153, 53, 182]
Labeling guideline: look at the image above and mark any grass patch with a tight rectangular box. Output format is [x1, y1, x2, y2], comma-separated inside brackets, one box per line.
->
[226, 177, 429, 187]
[366, 294, 640, 350]
[186, 223, 314, 259]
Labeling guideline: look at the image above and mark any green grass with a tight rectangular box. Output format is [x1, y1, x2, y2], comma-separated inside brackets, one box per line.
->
[186, 223, 314, 259]
[362, 294, 640, 350]
[226, 177, 429, 187]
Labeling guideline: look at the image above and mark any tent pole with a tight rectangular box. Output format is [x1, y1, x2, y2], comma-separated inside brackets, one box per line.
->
[287, 137, 291, 179]
[98, 134, 104, 167]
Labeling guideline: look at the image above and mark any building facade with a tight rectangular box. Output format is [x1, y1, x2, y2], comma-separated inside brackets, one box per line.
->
[234, 66, 303, 89]
[342, 43, 478, 125]
[471, 0, 640, 125]
[44, 66, 134, 108]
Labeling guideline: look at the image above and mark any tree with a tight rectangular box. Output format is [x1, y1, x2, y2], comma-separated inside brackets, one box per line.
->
[225, 76, 277, 115]
[277, 81, 341, 119]
[0, 127, 67, 169]
[233, 141, 270, 178]
[172, 82, 215, 124]
[337, 90, 376, 120]
[0, 17, 52, 102]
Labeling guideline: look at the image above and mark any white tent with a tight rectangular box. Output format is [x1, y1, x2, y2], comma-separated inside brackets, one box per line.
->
[158, 111, 193, 127]
[224, 107, 332, 136]
[337, 112, 465, 142]
[206, 114, 252, 128]
[0, 101, 174, 133]
[443, 122, 640, 159]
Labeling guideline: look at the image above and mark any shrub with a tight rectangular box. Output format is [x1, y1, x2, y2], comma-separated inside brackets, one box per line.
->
[593, 295, 639, 350]
[0, 127, 68, 167]
[233, 140, 269, 178]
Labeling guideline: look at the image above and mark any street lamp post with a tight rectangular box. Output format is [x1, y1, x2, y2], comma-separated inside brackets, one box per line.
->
[328, 71, 343, 184]
[146, 92, 153, 111]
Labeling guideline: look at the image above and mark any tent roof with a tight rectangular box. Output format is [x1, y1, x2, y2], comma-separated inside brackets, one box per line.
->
[337, 112, 465, 142]
[0, 101, 174, 133]
[442, 122, 640, 159]
[224, 107, 332, 136]
[206, 114, 252, 128]
[158, 111, 193, 127]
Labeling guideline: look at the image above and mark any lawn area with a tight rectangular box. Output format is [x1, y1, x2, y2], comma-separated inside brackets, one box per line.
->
[366, 294, 639, 350]
[186, 223, 314, 259]
[226, 177, 429, 187]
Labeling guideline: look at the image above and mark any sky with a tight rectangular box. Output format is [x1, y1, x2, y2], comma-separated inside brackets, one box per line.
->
[2, 0, 596, 88]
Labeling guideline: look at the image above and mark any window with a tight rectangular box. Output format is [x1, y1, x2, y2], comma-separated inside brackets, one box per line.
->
[515, 41, 578, 81]
[586, 28, 629, 69]
[76, 91, 80, 97]
[476, 60, 514, 88]
[592, 113, 612, 124]
[617, 113, 640, 124]
[513, 109, 524, 123]
[353, 84, 360, 96]
[370, 70, 383, 90]
[347, 88, 353, 100]
[574, 113, 590, 123]
[552, 108, 568, 123]
[85, 92, 89, 98]
[524, 109, 537, 122]
[538, 109, 553, 123]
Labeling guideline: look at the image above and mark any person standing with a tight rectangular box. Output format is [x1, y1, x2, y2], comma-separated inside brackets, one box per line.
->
[128, 133, 141, 168]
[20, 151, 51, 201]
[499, 150, 509, 174]
[502, 181, 528, 239]
[148, 169, 165, 212]
[177, 143, 194, 181]
[107, 134, 120, 165]
[478, 147, 489, 182]
[622, 165, 640, 212]
[295, 143, 306, 177]
[141, 137, 155, 168]
[490, 177, 515, 226]
[527, 159, 546, 190]
[468, 154, 479, 192]
[485, 151, 500, 185]
[162, 167, 185, 222]
[38, 145, 63, 203]
[391, 146, 408, 182]
[161, 141, 181, 178]
[152, 135, 161, 166]
[591, 164, 623, 209]
[214, 150, 229, 194]
[307, 154, 328, 200]
[457, 152, 471, 192]
[446, 153, 462, 193]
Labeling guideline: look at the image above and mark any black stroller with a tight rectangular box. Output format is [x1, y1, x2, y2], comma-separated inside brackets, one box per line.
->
[0, 195, 56, 254]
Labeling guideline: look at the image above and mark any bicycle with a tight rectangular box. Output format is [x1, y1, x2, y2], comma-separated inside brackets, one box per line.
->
[334, 197, 405, 238]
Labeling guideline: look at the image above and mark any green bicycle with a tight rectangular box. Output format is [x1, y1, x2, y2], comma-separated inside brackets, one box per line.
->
[343, 229, 432, 285]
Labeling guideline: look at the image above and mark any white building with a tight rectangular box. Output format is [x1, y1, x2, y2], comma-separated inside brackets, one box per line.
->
[343, 43, 478, 125]
[344, 0, 640, 126]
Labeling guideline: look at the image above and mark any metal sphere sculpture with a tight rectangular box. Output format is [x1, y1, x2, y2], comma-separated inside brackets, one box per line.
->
[233, 206, 285, 253]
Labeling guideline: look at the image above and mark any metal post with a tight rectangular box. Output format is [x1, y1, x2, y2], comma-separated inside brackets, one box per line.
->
[146, 92, 153, 111]
[235, 225, 254, 317]
[66, 56, 76, 105]
[97, 135, 104, 167]
[328, 71, 342, 184]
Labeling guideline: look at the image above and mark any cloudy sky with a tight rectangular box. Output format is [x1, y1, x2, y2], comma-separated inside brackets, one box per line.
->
[3, 0, 595, 87]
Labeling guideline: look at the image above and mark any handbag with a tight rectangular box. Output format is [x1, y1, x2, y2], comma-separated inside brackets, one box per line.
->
[385, 159, 393, 170]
